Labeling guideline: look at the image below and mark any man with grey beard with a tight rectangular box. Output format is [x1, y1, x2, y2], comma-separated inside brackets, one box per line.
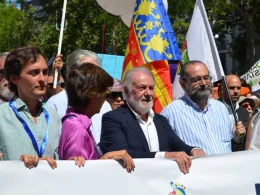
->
[100, 67, 205, 174]
[0, 52, 14, 104]
[161, 61, 245, 156]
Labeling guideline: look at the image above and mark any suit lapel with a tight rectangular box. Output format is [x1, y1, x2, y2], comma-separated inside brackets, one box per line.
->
[153, 115, 166, 151]
[122, 104, 150, 152]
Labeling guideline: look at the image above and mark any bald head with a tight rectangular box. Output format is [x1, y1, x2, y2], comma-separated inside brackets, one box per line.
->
[221, 74, 241, 104]
[226, 75, 241, 85]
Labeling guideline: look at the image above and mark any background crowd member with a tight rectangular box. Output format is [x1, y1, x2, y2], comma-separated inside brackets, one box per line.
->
[101, 67, 205, 174]
[106, 78, 124, 110]
[58, 63, 134, 173]
[219, 75, 248, 151]
[0, 52, 14, 104]
[243, 95, 260, 150]
[161, 61, 245, 155]
[43, 54, 65, 102]
[238, 96, 255, 119]
[46, 49, 111, 144]
[44, 71, 65, 102]
[0, 46, 60, 168]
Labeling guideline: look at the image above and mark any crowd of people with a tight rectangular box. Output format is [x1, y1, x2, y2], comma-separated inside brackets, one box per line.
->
[0, 46, 259, 174]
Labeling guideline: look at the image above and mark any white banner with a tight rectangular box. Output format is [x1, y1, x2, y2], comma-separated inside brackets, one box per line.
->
[241, 60, 260, 92]
[0, 150, 260, 195]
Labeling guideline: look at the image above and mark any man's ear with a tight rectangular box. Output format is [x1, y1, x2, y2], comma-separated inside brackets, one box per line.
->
[10, 75, 19, 86]
[179, 79, 186, 90]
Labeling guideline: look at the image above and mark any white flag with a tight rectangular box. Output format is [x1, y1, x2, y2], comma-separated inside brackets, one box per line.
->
[172, 0, 225, 100]
[240, 59, 260, 92]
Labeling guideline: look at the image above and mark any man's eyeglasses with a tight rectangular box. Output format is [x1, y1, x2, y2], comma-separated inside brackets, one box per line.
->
[106, 92, 123, 99]
[182, 75, 212, 84]
[47, 82, 65, 88]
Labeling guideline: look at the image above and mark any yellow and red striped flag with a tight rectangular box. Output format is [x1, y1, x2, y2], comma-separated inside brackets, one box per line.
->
[122, 0, 181, 113]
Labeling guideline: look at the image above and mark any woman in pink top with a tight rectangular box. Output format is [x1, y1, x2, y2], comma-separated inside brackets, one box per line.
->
[58, 63, 134, 172]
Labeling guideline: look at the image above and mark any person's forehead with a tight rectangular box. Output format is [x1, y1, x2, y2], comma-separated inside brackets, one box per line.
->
[186, 63, 208, 77]
[131, 72, 154, 85]
[80, 56, 99, 66]
[226, 76, 241, 86]
[242, 101, 250, 104]
[23, 55, 47, 69]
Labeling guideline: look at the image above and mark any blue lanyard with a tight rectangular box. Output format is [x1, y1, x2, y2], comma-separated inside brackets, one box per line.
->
[9, 99, 49, 158]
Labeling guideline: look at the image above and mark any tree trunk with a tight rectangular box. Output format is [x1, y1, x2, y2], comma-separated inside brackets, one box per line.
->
[245, 17, 256, 70]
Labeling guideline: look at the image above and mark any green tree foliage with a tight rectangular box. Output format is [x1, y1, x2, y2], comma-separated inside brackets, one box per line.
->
[17, 0, 128, 59]
[207, 0, 260, 73]
[0, 2, 34, 51]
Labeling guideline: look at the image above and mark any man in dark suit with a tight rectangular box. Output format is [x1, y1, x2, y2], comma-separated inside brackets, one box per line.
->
[219, 74, 249, 151]
[100, 67, 206, 174]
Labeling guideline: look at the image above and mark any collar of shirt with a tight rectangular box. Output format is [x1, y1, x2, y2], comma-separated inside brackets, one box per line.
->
[65, 108, 92, 130]
[0, 98, 5, 104]
[182, 95, 212, 112]
[13, 97, 44, 113]
[126, 102, 155, 123]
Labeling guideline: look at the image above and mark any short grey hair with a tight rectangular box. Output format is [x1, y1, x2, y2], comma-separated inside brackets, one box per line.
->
[66, 49, 101, 71]
[0, 52, 9, 59]
[122, 67, 154, 98]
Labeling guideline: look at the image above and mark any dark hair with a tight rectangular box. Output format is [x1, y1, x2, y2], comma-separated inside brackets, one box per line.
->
[66, 63, 113, 111]
[180, 60, 207, 80]
[4, 46, 45, 95]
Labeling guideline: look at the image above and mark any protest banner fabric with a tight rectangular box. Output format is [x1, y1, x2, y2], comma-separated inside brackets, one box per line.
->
[172, 0, 224, 100]
[241, 60, 260, 92]
[0, 150, 260, 195]
[122, 0, 181, 113]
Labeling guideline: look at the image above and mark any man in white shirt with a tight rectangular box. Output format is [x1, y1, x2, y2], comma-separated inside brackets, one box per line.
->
[100, 67, 205, 174]
[46, 49, 111, 143]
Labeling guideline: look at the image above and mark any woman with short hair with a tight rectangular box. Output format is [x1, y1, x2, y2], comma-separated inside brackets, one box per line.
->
[58, 63, 134, 172]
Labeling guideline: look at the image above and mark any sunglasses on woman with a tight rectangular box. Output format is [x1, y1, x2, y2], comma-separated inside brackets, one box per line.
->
[106, 92, 123, 99]
[241, 103, 253, 109]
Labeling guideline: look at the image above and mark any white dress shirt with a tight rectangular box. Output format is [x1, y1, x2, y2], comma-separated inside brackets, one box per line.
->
[127, 103, 165, 158]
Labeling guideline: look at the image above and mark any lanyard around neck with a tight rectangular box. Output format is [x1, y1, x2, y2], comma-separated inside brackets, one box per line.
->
[9, 99, 49, 158]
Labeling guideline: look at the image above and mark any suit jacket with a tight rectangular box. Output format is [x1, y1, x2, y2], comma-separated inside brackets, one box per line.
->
[100, 104, 194, 158]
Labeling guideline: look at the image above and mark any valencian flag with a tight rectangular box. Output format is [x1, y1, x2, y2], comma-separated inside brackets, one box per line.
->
[122, 0, 181, 113]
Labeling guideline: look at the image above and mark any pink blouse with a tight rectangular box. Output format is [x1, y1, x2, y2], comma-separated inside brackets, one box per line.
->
[58, 108, 98, 160]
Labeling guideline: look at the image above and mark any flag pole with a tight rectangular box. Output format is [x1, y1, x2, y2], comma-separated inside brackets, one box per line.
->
[198, 0, 224, 76]
[222, 76, 238, 125]
[53, 0, 67, 89]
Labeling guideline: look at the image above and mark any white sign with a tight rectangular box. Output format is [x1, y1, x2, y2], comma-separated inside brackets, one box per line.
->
[241, 60, 260, 92]
[0, 150, 260, 195]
